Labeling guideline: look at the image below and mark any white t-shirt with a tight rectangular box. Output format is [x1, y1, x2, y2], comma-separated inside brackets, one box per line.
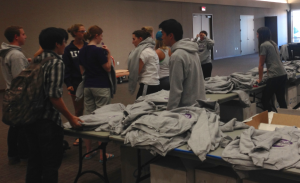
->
[158, 48, 170, 79]
[139, 48, 160, 85]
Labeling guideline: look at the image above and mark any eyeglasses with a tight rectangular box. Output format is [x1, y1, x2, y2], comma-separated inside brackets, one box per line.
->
[77, 31, 86, 33]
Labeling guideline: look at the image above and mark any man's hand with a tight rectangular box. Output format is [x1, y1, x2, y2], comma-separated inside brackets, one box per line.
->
[196, 34, 200, 38]
[67, 86, 74, 91]
[69, 116, 83, 129]
[28, 58, 32, 62]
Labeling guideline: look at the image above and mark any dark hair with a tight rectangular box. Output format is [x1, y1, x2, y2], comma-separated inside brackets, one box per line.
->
[159, 19, 183, 41]
[59, 28, 69, 41]
[67, 24, 83, 37]
[132, 30, 150, 40]
[257, 27, 272, 53]
[200, 30, 208, 36]
[84, 25, 103, 41]
[4, 26, 23, 42]
[39, 27, 66, 50]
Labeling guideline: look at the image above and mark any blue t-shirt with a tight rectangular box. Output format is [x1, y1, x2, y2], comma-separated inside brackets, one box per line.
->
[79, 45, 110, 88]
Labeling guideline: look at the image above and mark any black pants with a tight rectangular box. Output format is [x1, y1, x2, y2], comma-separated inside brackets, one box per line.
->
[136, 83, 160, 99]
[159, 77, 170, 91]
[7, 126, 28, 160]
[201, 63, 213, 79]
[25, 119, 64, 183]
[262, 75, 287, 112]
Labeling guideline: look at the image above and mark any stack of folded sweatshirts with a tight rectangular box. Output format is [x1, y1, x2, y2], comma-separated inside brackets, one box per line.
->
[121, 107, 200, 156]
[63, 103, 126, 134]
[283, 61, 298, 81]
[292, 60, 300, 73]
[204, 76, 234, 94]
[230, 72, 256, 90]
[222, 126, 300, 171]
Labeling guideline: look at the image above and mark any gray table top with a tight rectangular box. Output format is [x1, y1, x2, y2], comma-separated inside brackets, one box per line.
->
[64, 128, 110, 142]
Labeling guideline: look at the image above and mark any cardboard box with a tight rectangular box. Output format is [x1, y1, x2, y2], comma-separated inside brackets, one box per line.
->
[220, 100, 256, 122]
[286, 85, 297, 109]
[195, 167, 241, 183]
[246, 109, 300, 129]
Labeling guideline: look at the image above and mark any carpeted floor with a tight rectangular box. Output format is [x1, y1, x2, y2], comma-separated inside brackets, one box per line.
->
[0, 54, 259, 183]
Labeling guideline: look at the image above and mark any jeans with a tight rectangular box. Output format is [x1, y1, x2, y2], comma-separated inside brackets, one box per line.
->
[262, 74, 287, 112]
[25, 119, 64, 183]
[7, 126, 28, 160]
[202, 63, 213, 79]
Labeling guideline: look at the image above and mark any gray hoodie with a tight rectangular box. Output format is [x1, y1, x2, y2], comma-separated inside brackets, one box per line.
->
[167, 38, 206, 110]
[193, 37, 214, 65]
[0, 42, 29, 89]
[127, 37, 155, 94]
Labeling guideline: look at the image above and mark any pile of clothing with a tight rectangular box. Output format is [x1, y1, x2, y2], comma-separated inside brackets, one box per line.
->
[222, 126, 300, 171]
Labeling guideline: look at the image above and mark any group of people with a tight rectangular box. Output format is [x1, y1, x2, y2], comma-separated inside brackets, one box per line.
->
[0, 17, 287, 183]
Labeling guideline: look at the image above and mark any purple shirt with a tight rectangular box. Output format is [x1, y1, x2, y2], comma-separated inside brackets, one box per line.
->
[79, 45, 110, 88]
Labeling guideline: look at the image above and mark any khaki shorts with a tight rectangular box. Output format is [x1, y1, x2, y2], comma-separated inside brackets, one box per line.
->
[84, 88, 111, 114]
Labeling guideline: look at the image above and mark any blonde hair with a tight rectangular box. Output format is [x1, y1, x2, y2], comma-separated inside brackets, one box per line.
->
[141, 26, 153, 36]
[67, 24, 83, 37]
[84, 25, 103, 41]
[155, 39, 167, 50]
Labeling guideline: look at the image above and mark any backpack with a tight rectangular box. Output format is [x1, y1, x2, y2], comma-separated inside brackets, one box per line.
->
[2, 57, 54, 126]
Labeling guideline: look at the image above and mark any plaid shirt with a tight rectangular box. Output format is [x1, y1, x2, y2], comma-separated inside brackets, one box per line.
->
[34, 51, 64, 126]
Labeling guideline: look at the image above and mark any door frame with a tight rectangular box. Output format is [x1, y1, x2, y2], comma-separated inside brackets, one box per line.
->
[192, 13, 214, 60]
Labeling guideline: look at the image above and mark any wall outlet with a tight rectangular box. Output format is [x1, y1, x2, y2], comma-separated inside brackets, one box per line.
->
[216, 50, 217, 53]
[117, 61, 120, 65]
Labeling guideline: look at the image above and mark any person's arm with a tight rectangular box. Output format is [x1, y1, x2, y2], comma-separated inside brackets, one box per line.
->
[10, 52, 29, 78]
[47, 61, 82, 128]
[155, 49, 165, 62]
[257, 55, 266, 83]
[79, 65, 85, 75]
[206, 37, 215, 50]
[50, 97, 83, 128]
[101, 45, 111, 72]
[34, 46, 43, 58]
[62, 47, 73, 90]
[167, 56, 185, 110]
[139, 59, 144, 74]
[192, 34, 200, 42]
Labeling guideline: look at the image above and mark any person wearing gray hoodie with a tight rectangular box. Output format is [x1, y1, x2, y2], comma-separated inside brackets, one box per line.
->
[193, 30, 214, 79]
[128, 30, 160, 99]
[0, 26, 30, 165]
[159, 19, 206, 110]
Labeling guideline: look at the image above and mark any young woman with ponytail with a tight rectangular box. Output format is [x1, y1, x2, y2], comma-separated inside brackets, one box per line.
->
[256, 27, 287, 111]
[62, 24, 87, 146]
[78, 25, 114, 162]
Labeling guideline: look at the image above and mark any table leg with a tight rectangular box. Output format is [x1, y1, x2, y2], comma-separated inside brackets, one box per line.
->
[73, 138, 109, 183]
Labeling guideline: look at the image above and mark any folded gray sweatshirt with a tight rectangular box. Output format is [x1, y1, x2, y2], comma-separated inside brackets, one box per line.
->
[192, 37, 214, 65]
[167, 38, 206, 110]
[222, 126, 300, 171]
[127, 37, 155, 94]
[0, 42, 29, 89]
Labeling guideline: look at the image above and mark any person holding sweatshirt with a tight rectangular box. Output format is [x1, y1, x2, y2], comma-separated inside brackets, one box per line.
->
[193, 30, 214, 78]
[256, 27, 287, 111]
[127, 29, 160, 99]
[155, 30, 171, 90]
[0, 26, 30, 165]
[78, 25, 114, 162]
[159, 19, 206, 110]
[63, 24, 87, 146]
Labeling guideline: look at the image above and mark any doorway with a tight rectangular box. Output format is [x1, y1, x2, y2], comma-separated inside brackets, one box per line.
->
[193, 13, 214, 59]
[240, 15, 255, 55]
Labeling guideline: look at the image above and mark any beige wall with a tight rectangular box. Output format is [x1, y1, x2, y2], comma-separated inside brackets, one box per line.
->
[0, 0, 288, 90]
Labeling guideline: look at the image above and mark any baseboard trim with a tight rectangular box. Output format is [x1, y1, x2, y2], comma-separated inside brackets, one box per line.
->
[214, 53, 258, 60]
